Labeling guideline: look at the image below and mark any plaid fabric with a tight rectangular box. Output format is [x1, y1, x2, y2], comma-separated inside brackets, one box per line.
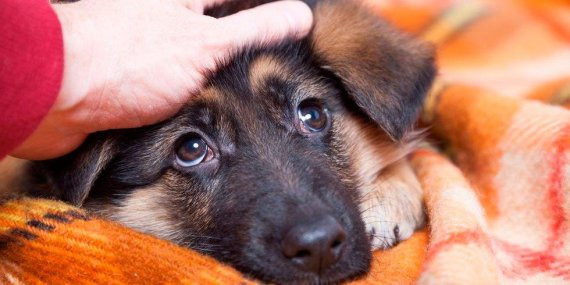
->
[1, 0, 569, 283]
[376, 0, 570, 283]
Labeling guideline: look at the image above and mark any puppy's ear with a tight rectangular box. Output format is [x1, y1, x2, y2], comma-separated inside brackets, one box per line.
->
[310, 0, 436, 140]
[32, 136, 117, 206]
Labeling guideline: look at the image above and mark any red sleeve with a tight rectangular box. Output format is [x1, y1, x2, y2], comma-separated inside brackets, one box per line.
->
[0, 0, 63, 159]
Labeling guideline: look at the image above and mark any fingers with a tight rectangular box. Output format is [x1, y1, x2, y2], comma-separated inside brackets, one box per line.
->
[215, 1, 313, 49]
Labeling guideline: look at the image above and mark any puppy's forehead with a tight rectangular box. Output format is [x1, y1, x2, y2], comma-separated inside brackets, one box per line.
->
[248, 54, 334, 102]
[204, 53, 335, 109]
[249, 55, 289, 94]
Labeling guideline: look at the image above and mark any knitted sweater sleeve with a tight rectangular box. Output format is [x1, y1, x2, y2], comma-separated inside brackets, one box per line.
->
[0, 0, 63, 158]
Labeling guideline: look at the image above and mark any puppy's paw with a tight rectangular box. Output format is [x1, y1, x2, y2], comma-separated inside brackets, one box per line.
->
[360, 160, 425, 250]
[367, 223, 409, 250]
[362, 189, 425, 250]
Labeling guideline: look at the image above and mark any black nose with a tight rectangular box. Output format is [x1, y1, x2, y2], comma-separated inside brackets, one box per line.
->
[281, 215, 346, 274]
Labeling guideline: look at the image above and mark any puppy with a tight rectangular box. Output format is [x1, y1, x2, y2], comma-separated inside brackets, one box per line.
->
[20, 0, 435, 283]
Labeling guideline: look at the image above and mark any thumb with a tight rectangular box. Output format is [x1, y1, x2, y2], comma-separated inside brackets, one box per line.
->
[215, 1, 313, 49]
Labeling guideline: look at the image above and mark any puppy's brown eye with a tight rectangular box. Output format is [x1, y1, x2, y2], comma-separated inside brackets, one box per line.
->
[176, 134, 212, 167]
[298, 100, 328, 133]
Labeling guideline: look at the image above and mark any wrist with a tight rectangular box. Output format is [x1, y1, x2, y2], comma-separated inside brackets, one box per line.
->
[11, 3, 94, 160]
[52, 3, 91, 111]
[10, 108, 87, 160]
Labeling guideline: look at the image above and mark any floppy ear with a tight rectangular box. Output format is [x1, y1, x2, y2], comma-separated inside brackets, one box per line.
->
[310, 0, 436, 140]
[31, 136, 117, 206]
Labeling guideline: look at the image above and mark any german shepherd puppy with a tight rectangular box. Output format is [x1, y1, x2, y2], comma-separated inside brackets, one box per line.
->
[20, 0, 435, 283]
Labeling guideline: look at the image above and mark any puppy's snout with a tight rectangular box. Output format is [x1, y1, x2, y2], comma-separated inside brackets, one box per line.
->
[281, 215, 346, 274]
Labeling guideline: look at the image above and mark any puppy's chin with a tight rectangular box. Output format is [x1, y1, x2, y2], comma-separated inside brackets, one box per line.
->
[234, 239, 371, 284]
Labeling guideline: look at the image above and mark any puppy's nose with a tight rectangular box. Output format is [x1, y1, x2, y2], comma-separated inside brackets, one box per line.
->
[281, 215, 346, 274]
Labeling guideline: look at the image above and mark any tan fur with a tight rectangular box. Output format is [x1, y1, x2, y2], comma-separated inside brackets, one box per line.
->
[335, 113, 425, 249]
[337, 115, 419, 181]
[313, 1, 386, 71]
[249, 54, 333, 102]
[249, 55, 288, 93]
[86, 184, 187, 243]
[311, 0, 434, 140]
[360, 160, 424, 249]
[199, 86, 223, 103]
[86, 172, 215, 245]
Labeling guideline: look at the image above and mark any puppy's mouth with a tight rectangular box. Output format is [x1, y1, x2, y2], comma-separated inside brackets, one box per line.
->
[218, 214, 372, 284]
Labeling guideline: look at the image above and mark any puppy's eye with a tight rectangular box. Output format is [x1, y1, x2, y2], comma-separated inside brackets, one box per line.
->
[298, 100, 328, 133]
[176, 134, 212, 167]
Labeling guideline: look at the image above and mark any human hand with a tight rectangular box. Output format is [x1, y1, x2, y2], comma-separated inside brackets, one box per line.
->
[12, 0, 312, 160]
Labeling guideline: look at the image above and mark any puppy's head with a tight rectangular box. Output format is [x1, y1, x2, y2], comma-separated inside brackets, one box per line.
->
[31, 1, 434, 283]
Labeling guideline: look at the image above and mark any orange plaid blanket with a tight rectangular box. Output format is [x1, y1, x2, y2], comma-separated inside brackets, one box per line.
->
[1, 0, 569, 283]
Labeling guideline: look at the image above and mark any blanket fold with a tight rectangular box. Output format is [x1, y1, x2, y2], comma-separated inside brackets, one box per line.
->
[414, 85, 570, 283]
